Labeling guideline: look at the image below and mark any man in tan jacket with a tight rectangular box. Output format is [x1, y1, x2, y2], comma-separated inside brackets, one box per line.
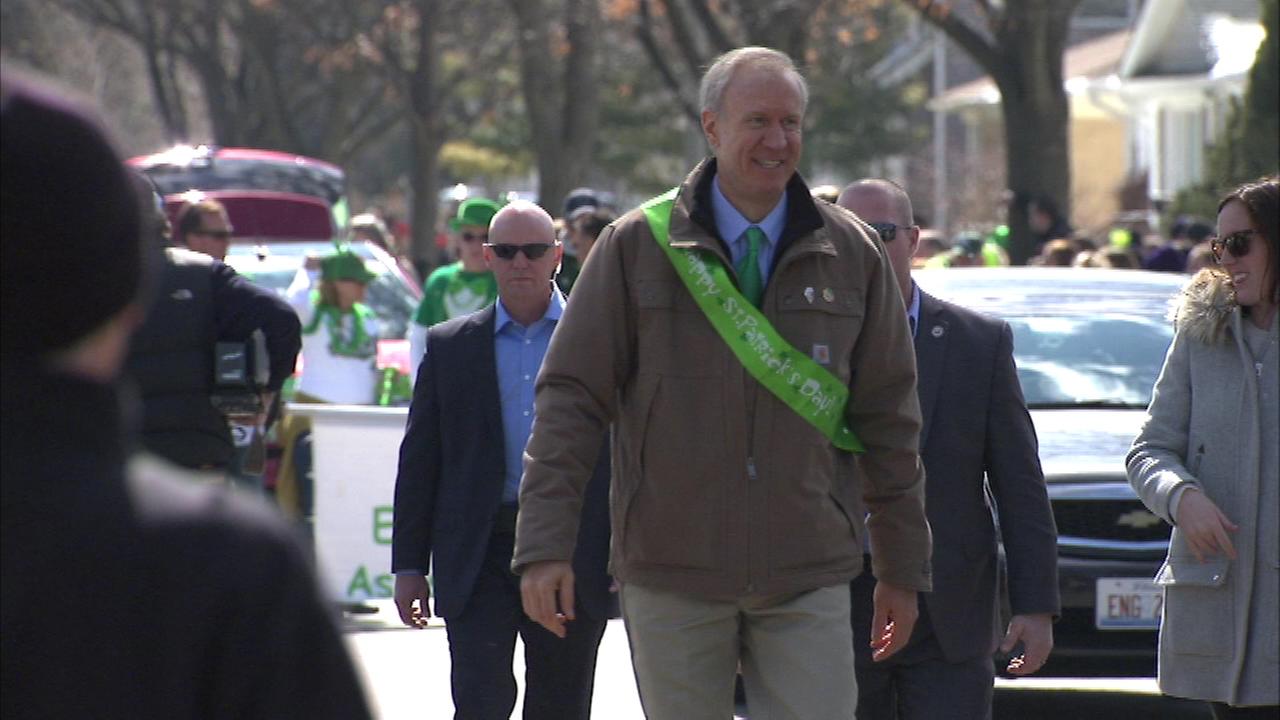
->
[514, 47, 931, 719]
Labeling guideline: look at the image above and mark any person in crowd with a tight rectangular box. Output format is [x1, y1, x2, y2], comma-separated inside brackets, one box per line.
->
[392, 201, 613, 719]
[1024, 192, 1072, 253]
[174, 197, 235, 261]
[352, 210, 420, 286]
[567, 206, 616, 268]
[125, 172, 301, 487]
[1144, 216, 1214, 273]
[0, 70, 371, 720]
[556, 188, 603, 294]
[1127, 176, 1278, 719]
[1185, 241, 1217, 275]
[276, 248, 380, 522]
[1033, 237, 1080, 267]
[408, 197, 500, 378]
[912, 230, 948, 267]
[838, 180, 1060, 720]
[513, 47, 931, 719]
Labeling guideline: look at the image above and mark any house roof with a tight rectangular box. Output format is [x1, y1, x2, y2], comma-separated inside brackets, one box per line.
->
[1119, 0, 1263, 78]
[930, 30, 1132, 112]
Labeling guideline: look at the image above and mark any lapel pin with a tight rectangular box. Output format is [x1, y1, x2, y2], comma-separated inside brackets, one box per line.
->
[803, 287, 815, 304]
[931, 325, 945, 338]
[822, 288, 835, 303]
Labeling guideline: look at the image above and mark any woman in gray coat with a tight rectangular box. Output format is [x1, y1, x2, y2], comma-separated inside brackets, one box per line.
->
[1128, 176, 1278, 719]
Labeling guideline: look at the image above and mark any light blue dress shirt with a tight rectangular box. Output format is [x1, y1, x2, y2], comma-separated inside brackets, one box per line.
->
[494, 288, 565, 503]
[711, 175, 788, 284]
[906, 281, 920, 338]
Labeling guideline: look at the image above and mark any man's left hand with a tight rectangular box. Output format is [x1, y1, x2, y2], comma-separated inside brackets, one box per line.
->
[870, 580, 919, 661]
[1000, 613, 1054, 675]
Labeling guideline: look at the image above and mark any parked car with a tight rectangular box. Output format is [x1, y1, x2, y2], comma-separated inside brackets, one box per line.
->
[913, 267, 1187, 673]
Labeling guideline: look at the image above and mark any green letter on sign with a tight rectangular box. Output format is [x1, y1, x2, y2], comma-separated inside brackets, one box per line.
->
[373, 505, 394, 545]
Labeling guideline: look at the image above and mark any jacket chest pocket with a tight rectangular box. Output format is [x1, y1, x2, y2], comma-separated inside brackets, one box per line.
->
[635, 279, 720, 377]
[773, 285, 864, 380]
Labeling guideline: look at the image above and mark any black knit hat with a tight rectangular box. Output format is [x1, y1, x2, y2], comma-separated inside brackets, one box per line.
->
[1, 72, 143, 356]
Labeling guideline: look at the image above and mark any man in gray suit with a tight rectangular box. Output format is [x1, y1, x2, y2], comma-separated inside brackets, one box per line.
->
[838, 180, 1060, 720]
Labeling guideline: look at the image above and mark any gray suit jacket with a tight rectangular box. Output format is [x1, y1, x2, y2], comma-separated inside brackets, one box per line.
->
[913, 289, 1060, 662]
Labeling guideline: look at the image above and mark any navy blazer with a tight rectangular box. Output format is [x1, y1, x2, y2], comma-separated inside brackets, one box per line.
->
[912, 289, 1060, 662]
[391, 305, 614, 621]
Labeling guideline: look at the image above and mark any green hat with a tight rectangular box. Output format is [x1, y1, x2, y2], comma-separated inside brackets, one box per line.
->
[449, 197, 501, 231]
[321, 250, 376, 284]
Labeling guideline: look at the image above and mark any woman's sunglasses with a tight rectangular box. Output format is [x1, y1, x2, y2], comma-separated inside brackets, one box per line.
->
[1210, 229, 1258, 261]
[484, 242, 557, 260]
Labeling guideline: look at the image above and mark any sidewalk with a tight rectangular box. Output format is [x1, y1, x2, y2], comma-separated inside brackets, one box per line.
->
[342, 600, 646, 719]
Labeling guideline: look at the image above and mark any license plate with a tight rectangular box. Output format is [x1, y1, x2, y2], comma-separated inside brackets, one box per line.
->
[1095, 577, 1162, 630]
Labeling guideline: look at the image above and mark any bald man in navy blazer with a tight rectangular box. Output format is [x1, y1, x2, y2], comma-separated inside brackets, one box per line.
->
[392, 202, 614, 720]
[838, 181, 1060, 720]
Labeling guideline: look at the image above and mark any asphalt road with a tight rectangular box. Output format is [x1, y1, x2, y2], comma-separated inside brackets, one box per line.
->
[341, 600, 1211, 720]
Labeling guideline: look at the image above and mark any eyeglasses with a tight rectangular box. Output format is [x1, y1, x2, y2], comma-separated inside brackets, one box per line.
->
[191, 229, 232, 240]
[484, 242, 557, 260]
[1210, 229, 1258, 261]
[461, 231, 488, 243]
[867, 222, 898, 243]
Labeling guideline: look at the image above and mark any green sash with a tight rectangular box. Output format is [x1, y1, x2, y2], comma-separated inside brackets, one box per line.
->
[641, 187, 865, 453]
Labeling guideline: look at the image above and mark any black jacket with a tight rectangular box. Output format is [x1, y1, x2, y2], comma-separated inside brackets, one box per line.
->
[0, 357, 370, 719]
[125, 248, 300, 469]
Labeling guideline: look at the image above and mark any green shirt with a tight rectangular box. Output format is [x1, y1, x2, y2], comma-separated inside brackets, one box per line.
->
[412, 261, 498, 327]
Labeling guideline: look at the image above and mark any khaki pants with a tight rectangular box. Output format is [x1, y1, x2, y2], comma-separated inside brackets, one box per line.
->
[620, 582, 856, 720]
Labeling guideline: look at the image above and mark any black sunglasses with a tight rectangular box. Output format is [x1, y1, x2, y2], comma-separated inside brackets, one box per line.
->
[484, 242, 557, 260]
[461, 231, 488, 243]
[191, 228, 233, 240]
[1210, 229, 1258, 261]
[867, 222, 898, 243]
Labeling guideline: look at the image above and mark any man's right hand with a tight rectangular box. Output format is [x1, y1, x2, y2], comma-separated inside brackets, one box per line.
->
[394, 574, 432, 629]
[520, 560, 575, 638]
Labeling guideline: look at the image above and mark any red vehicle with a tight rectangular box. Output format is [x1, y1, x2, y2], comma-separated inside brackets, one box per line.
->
[128, 144, 349, 239]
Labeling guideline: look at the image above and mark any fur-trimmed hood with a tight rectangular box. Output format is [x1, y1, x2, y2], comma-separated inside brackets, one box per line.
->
[1171, 268, 1236, 345]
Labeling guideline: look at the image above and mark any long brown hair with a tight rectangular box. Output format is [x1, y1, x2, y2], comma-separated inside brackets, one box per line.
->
[1218, 176, 1279, 304]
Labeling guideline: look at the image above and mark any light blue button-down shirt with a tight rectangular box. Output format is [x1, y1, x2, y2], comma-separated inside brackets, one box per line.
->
[906, 281, 920, 338]
[711, 175, 788, 284]
[494, 288, 565, 503]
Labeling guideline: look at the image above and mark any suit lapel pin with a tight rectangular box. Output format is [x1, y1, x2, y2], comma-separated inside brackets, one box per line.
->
[931, 325, 945, 338]
[821, 288, 835, 303]
[803, 287, 815, 304]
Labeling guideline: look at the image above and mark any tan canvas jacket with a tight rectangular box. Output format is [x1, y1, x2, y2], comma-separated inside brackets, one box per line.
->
[514, 159, 932, 599]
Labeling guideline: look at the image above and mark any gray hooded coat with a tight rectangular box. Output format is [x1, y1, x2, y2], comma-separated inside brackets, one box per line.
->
[1128, 269, 1278, 707]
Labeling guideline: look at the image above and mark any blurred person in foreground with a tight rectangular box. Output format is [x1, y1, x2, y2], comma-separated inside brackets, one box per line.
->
[392, 201, 614, 719]
[0, 71, 371, 720]
[839, 180, 1059, 720]
[1127, 176, 1279, 719]
[513, 47, 931, 719]
[124, 172, 301, 487]
[174, 197, 234, 261]
[408, 198, 500, 378]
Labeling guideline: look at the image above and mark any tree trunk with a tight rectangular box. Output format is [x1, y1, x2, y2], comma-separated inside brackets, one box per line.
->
[409, 117, 444, 273]
[510, 0, 600, 214]
[999, 91, 1070, 264]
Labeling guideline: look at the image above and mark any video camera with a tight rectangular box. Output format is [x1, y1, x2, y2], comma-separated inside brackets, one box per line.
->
[210, 332, 269, 416]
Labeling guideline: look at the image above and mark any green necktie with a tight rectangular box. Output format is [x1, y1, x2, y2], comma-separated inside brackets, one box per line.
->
[736, 226, 765, 307]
